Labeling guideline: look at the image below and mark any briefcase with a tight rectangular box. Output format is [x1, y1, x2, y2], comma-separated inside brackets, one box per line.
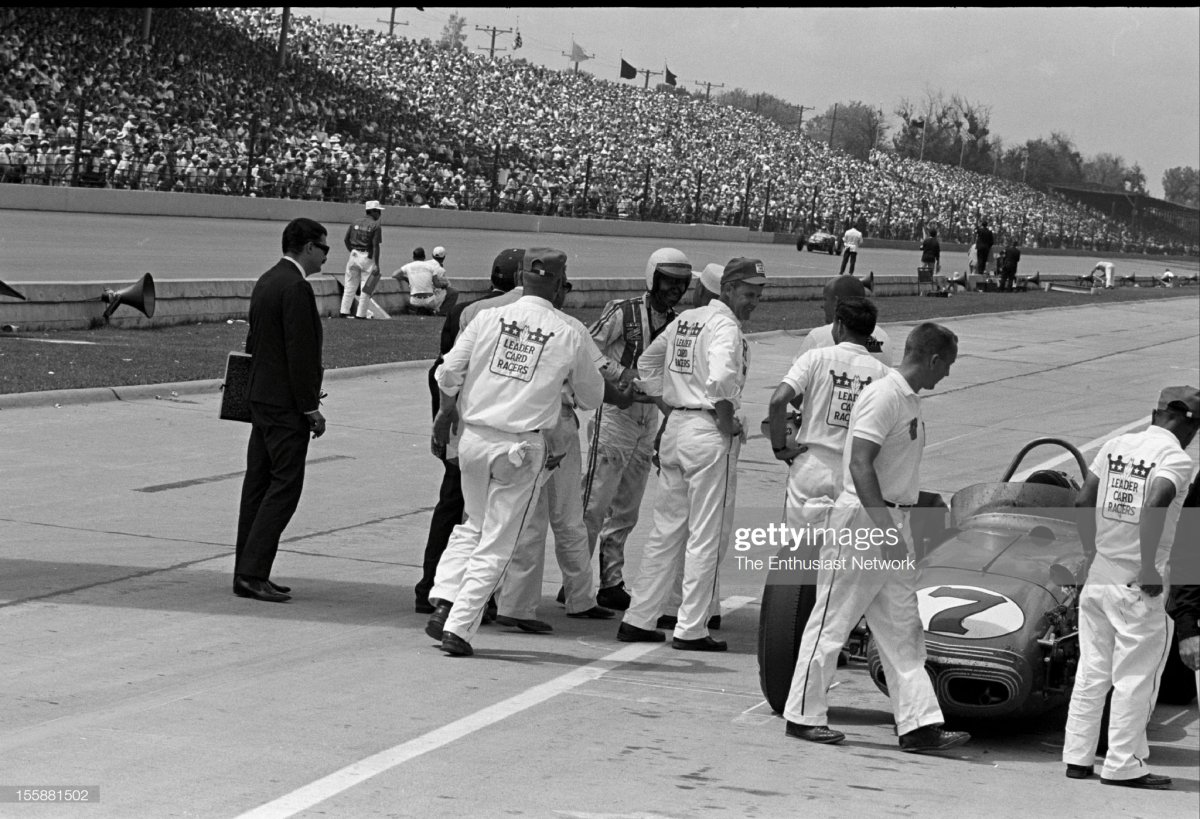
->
[219, 351, 253, 423]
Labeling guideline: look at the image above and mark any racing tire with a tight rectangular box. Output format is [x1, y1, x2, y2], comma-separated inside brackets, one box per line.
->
[827, 245, 836, 256]
[806, 245, 814, 252]
[796, 237, 804, 251]
[757, 544, 820, 713]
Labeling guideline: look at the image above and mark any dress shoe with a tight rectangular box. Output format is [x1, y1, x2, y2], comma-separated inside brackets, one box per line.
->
[493, 615, 553, 633]
[555, 586, 566, 605]
[233, 575, 290, 603]
[266, 579, 291, 594]
[567, 606, 615, 619]
[425, 601, 451, 640]
[1101, 773, 1171, 790]
[1065, 764, 1094, 780]
[899, 725, 970, 753]
[596, 583, 631, 611]
[617, 622, 665, 642]
[656, 614, 678, 629]
[439, 632, 473, 657]
[785, 722, 845, 744]
[672, 635, 727, 652]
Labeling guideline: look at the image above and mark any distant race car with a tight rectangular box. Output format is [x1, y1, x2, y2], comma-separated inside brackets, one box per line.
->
[799, 230, 843, 255]
[757, 437, 1195, 721]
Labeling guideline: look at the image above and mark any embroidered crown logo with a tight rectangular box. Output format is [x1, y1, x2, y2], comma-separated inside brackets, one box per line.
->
[526, 326, 555, 345]
[1106, 454, 1126, 474]
[1129, 460, 1153, 480]
[676, 320, 703, 338]
[499, 318, 522, 338]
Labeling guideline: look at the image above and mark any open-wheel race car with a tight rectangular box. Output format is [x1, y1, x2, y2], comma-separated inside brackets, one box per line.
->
[758, 437, 1195, 721]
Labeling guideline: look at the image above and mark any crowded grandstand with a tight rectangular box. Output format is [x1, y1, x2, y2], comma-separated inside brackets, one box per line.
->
[2, 7, 1195, 255]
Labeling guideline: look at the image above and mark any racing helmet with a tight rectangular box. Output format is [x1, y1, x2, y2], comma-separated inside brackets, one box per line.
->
[645, 247, 692, 289]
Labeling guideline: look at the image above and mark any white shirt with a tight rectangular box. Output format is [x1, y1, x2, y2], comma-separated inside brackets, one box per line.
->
[400, 260, 446, 296]
[842, 227, 862, 252]
[436, 295, 604, 434]
[1087, 424, 1193, 585]
[797, 322, 892, 367]
[840, 369, 924, 506]
[638, 301, 748, 412]
[782, 341, 892, 478]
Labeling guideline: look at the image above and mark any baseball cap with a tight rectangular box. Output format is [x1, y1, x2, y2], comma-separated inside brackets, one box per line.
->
[364, 200, 383, 211]
[1157, 386, 1200, 419]
[697, 263, 723, 296]
[522, 247, 567, 278]
[721, 257, 768, 286]
[491, 248, 523, 292]
[432, 246, 446, 260]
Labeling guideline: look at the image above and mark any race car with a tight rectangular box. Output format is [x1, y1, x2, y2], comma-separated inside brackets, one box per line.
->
[799, 229, 843, 255]
[758, 437, 1195, 721]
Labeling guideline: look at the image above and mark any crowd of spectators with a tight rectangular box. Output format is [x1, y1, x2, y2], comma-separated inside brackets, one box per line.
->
[2, 7, 1193, 256]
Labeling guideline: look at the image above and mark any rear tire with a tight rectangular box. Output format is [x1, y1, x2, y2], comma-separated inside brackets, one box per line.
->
[758, 544, 820, 713]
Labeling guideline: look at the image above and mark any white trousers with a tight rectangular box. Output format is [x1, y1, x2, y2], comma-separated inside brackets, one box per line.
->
[623, 410, 738, 640]
[785, 449, 841, 529]
[498, 408, 595, 618]
[341, 250, 377, 317]
[1063, 583, 1172, 780]
[431, 424, 546, 643]
[783, 502, 943, 735]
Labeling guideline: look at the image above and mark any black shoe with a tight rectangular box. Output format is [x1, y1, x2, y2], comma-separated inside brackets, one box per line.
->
[672, 635, 727, 652]
[596, 584, 631, 611]
[414, 597, 435, 614]
[338, 313, 351, 318]
[555, 586, 566, 605]
[785, 722, 845, 744]
[233, 575, 290, 603]
[493, 615, 553, 634]
[425, 601, 451, 640]
[266, 579, 291, 594]
[1101, 773, 1171, 790]
[1065, 764, 1094, 780]
[899, 725, 970, 753]
[567, 606, 616, 619]
[617, 622, 665, 642]
[708, 615, 721, 630]
[656, 614, 678, 629]
[482, 596, 498, 625]
[440, 631, 473, 657]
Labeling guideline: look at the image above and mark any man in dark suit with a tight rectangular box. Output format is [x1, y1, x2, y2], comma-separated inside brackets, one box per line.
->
[234, 217, 329, 603]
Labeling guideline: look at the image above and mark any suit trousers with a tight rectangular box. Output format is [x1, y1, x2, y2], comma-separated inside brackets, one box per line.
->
[498, 408, 596, 619]
[433, 424, 546, 644]
[783, 502, 943, 735]
[1063, 583, 1172, 780]
[235, 402, 310, 580]
[623, 411, 738, 640]
[415, 458, 464, 603]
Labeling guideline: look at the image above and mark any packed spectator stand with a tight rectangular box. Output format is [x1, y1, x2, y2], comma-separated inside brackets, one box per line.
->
[2, 7, 1194, 256]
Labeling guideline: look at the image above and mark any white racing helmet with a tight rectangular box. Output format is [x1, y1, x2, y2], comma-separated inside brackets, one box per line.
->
[645, 247, 692, 288]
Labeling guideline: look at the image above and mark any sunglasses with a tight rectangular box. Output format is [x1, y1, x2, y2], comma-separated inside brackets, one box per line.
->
[312, 241, 330, 256]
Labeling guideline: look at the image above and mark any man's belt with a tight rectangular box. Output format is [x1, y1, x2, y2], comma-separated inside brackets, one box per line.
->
[411, 292, 435, 298]
[883, 500, 916, 509]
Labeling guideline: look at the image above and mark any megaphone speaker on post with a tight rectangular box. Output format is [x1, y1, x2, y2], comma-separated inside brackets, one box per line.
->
[0, 279, 27, 300]
[101, 272, 155, 321]
[859, 271, 874, 293]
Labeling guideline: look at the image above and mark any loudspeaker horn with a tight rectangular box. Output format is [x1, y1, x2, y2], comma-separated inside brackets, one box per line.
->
[946, 269, 968, 289]
[1119, 273, 1138, 287]
[859, 271, 874, 293]
[101, 272, 156, 320]
[0, 279, 28, 300]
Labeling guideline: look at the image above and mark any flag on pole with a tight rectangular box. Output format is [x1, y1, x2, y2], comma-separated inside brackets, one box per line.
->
[620, 58, 637, 80]
[570, 40, 591, 62]
[911, 118, 926, 130]
[664, 65, 677, 86]
[514, 30, 522, 50]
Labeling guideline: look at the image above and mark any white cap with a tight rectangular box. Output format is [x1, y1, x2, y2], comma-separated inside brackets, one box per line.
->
[364, 200, 383, 211]
[433, 246, 446, 260]
[698, 263, 723, 295]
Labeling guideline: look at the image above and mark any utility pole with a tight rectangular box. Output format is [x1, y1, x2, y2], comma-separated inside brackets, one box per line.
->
[638, 68, 663, 90]
[828, 102, 838, 149]
[376, 9, 409, 36]
[795, 104, 813, 133]
[475, 25, 513, 60]
[277, 6, 291, 70]
[692, 80, 724, 101]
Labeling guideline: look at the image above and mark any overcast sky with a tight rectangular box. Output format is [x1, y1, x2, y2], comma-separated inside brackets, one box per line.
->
[297, 7, 1199, 198]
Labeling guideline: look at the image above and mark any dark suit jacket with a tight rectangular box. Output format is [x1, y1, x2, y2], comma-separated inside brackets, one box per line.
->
[246, 258, 323, 418]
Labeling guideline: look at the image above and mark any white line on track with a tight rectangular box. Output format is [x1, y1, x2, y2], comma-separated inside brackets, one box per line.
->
[237, 595, 758, 819]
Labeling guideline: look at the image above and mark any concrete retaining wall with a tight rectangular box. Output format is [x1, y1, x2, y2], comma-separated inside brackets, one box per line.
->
[1, 272, 1071, 331]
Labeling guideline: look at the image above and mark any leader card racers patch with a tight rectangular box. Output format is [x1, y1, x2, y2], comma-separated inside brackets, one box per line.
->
[489, 317, 556, 383]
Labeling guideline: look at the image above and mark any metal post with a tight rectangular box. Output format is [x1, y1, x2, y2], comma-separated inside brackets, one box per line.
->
[761, 180, 772, 231]
[142, 8, 152, 42]
[490, 144, 501, 211]
[245, 117, 257, 196]
[641, 161, 651, 221]
[828, 103, 838, 149]
[381, 127, 394, 203]
[278, 7, 291, 70]
[582, 156, 592, 215]
[72, 79, 87, 186]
